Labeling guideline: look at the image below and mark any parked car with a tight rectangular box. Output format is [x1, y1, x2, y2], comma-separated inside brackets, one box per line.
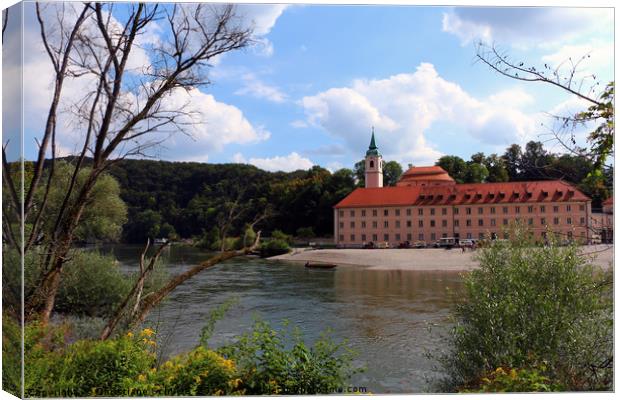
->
[413, 241, 427, 248]
[363, 241, 376, 249]
[458, 239, 474, 248]
[376, 241, 390, 249]
[398, 241, 411, 248]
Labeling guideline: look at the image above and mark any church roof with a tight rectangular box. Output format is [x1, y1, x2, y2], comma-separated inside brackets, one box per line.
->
[334, 180, 590, 208]
[366, 129, 381, 157]
[399, 165, 455, 183]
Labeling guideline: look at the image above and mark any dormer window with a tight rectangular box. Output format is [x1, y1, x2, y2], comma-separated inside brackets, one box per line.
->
[568, 190, 574, 197]
[464, 194, 471, 200]
[542, 191, 548, 197]
[449, 194, 456, 201]
[512, 191, 519, 197]
[526, 192, 533, 198]
[475, 193, 482, 200]
[488, 193, 495, 199]
[419, 195, 425, 200]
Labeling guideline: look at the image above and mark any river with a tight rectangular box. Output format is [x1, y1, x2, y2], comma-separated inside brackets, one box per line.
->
[101, 244, 465, 394]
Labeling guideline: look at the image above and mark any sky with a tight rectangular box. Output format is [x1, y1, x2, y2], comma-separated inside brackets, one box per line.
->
[2, 1, 615, 172]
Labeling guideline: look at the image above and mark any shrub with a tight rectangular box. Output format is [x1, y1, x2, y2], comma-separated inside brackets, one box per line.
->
[435, 228, 613, 391]
[127, 347, 243, 396]
[258, 238, 290, 257]
[460, 365, 565, 393]
[219, 320, 361, 394]
[296, 227, 315, 239]
[271, 229, 293, 244]
[55, 251, 132, 317]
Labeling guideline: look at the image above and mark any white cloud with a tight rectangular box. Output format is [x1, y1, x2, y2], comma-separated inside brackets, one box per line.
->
[442, 7, 612, 48]
[233, 152, 314, 172]
[301, 63, 539, 165]
[235, 73, 288, 103]
[290, 120, 309, 128]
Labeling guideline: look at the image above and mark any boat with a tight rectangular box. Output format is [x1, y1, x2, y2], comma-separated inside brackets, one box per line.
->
[304, 262, 337, 269]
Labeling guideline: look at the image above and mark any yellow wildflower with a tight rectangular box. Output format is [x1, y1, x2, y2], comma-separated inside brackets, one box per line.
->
[138, 374, 146, 382]
[141, 328, 155, 337]
[509, 369, 517, 379]
[495, 367, 505, 374]
[148, 339, 157, 347]
[214, 389, 223, 396]
[126, 332, 134, 338]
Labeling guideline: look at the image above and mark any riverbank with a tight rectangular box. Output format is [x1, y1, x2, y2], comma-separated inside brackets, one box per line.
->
[270, 245, 614, 271]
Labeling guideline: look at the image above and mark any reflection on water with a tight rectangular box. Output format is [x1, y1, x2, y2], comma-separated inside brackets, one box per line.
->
[101, 244, 465, 393]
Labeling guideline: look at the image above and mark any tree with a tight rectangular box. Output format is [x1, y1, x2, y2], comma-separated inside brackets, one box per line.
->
[464, 162, 489, 183]
[483, 154, 509, 183]
[475, 42, 613, 175]
[436, 155, 468, 183]
[354, 159, 366, 187]
[502, 144, 523, 181]
[1, 2, 255, 324]
[383, 160, 403, 186]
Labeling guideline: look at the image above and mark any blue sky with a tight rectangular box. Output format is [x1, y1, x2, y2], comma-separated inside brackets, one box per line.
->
[4, 2, 615, 172]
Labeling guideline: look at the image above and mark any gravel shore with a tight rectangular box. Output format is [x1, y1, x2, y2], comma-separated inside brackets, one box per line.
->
[270, 245, 614, 271]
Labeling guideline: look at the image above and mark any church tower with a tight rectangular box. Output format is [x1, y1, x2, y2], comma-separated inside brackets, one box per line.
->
[365, 128, 383, 188]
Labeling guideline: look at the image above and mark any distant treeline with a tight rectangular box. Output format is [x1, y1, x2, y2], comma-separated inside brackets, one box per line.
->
[45, 140, 610, 244]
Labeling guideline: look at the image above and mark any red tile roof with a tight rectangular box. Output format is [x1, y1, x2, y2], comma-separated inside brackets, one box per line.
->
[334, 180, 590, 208]
[603, 196, 613, 206]
[399, 165, 455, 182]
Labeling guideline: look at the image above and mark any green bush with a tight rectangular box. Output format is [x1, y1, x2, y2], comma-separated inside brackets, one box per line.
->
[460, 365, 565, 393]
[219, 320, 360, 394]
[435, 228, 613, 391]
[127, 347, 243, 396]
[258, 239, 290, 257]
[55, 251, 132, 317]
[271, 229, 293, 244]
[296, 227, 315, 239]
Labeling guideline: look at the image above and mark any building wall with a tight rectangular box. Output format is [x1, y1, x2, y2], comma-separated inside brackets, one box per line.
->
[335, 201, 591, 247]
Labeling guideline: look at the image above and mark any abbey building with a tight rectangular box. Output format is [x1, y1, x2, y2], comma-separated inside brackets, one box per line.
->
[333, 132, 593, 247]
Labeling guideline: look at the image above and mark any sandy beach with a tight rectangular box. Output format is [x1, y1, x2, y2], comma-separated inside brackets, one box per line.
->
[270, 245, 614, 271]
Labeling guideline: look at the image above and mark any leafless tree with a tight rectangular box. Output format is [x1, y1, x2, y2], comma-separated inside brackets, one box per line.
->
[475, 42, 613, 170]
[2, 2, 255, 325]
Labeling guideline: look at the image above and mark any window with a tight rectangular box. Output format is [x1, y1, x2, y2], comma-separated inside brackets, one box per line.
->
[361, 210, 366, 217]
[339, 234, 344, 241]
[406, 208, 412, 216]
[442, 208, 447, 215]
[454, 207, 459, 215]
[567, 217, 572, 225]
[540, 205, 545, 213]
[466, 232, 472, 239]
[407, 220, 412, 227]
[396, 221, 401, 228]
[339, 210, 344, 217]
[418, 233, 424, 241]
[372, 234, 378, 241]
[504, 232, 510, 239]
[478, 207, 484, 214]
[528, 206, 534, 213]
[503, 206, 508, 214]
[515, 206, 520, 214]
[395, 209, 401, 217]
[384, 221, 389, 228]
[490, 207, 496, 214]
[430, 208, 435, 215]
[466, 219, 472, 227]
[418, 209, 423, 216]
[431, 233, 436, 241]
[454, 220, 460, 227]
[350, 221, 355, 228]
[350, 234, 355, 241]
[580, 217, 585, 225]
[491, 219, 496, 226]
[567, 205, 572, 212]
[361, 234, 366, 242]
[541, 217, 546, 225]
[478, 219, 484, 227]
[442, 220, 448, 227]
[384, 234, 389, 241]
[442, 233, 448, 238]
[553, 217, 559, 225]
[528, 218, 533, 225]
[384, 209, 389, 216]
[350, 210, 355, 217]
[503, 219, 508, 225]
[430, 220, 436, 227]
[395, 233, 401, 241]
[372, 221, 378, 228]
[361, 221, 366, 228]
[370, 160, 374, 168]
[479, 233, 485, 240]
[579, 204, 585, 211]
[553, 206, 559, 213]
[339, 222, 344, 228]
[567, 231, 573, 239]
[466, 207, 472, 215]
[407, 233, 412, 241]
[373, 209, 378, 217]
[419, 220, 424, 227]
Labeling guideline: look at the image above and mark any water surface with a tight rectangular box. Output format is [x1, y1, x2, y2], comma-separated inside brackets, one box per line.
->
[103, 244, 465, 393]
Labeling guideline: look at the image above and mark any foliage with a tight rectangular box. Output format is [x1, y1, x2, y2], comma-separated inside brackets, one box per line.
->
[258, 238, 291, 258]
[382, 160, 403, 186]
[37, 161, 127, 243]
[578, 82, 614, 172]
[126, 347, 243, 396]
[199, 298, 240, 348]
[296, 226, 315, 239]
[219, 320, 361, 394]
[460, 365, 565, 393]
[3, 248, 132, 318]
[435, 228, 613, 391]
[55, 251, 132, 317]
